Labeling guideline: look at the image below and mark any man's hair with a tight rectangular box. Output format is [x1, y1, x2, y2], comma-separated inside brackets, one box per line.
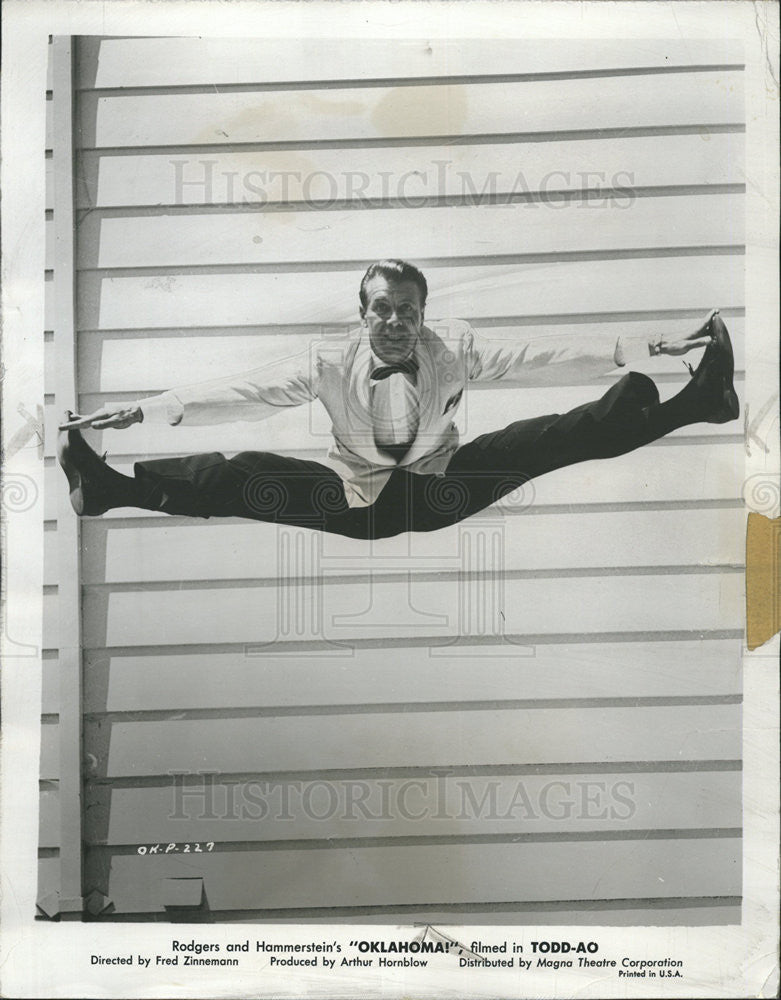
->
[359, 259, 428, 310]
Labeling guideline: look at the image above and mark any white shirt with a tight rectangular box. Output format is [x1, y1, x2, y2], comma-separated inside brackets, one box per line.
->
[369, 354, 420, 459]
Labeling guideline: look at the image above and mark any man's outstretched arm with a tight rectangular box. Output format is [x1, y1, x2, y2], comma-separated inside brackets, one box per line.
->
[466, 310, 721, 384]
[59, 350, 318, 431]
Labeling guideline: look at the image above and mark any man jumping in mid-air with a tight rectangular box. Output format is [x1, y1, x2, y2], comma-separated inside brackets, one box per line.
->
[58, 258, 738, 539]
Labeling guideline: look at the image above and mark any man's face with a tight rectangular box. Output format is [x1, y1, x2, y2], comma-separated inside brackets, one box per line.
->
[360, 277, 425, 364]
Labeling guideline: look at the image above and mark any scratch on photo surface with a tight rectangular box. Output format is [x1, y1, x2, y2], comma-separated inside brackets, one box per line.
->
[753, 1, 780, 91]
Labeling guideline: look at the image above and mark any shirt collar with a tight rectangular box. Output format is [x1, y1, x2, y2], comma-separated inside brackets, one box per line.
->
[368, 338, 420, 380]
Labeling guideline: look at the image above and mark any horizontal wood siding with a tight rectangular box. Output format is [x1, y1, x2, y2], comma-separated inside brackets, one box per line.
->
[75, 508, 744, 584]
[77, 195, 745, 269]
[75, 37, 743, 89]
[77, 73, 743, 148]
[78, 256, 743, 329]
[79, 132, 745, 210]
[82, 639, 741, 713]
[87, 771, 742, 845]
[63, 36, 744, 922]
[85, 839, 741, 916]
[83, 574, 743, 648]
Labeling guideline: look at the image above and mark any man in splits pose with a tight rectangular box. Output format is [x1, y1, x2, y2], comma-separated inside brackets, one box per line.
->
[58, 259, 738, 539]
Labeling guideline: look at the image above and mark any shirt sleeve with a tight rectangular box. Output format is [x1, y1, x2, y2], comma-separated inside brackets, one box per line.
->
[465, 324, 654, 385]
[119, 349, 318, 426]
[124, 393, 184, 426]
[613, 334, 656, 366]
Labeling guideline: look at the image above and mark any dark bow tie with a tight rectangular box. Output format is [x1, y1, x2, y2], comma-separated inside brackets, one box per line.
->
[370, 357, 418, 382]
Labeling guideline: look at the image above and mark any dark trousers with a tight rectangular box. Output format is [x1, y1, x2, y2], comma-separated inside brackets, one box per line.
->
[134, 372, 661, 539]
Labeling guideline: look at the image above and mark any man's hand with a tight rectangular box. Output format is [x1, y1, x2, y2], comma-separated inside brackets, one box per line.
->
[657, 309, 720, 356]
[58, 405, 143, 430]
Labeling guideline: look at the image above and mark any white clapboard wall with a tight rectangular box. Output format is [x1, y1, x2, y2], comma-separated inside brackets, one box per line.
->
[40, 35, 745, 923]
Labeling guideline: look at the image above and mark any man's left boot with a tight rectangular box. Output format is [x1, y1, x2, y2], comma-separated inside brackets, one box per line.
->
[642, 313, 739, 440]
[682, 312, 739, 424]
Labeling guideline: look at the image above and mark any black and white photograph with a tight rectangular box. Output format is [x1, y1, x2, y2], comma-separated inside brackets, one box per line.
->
[1, 2, 778, 998]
